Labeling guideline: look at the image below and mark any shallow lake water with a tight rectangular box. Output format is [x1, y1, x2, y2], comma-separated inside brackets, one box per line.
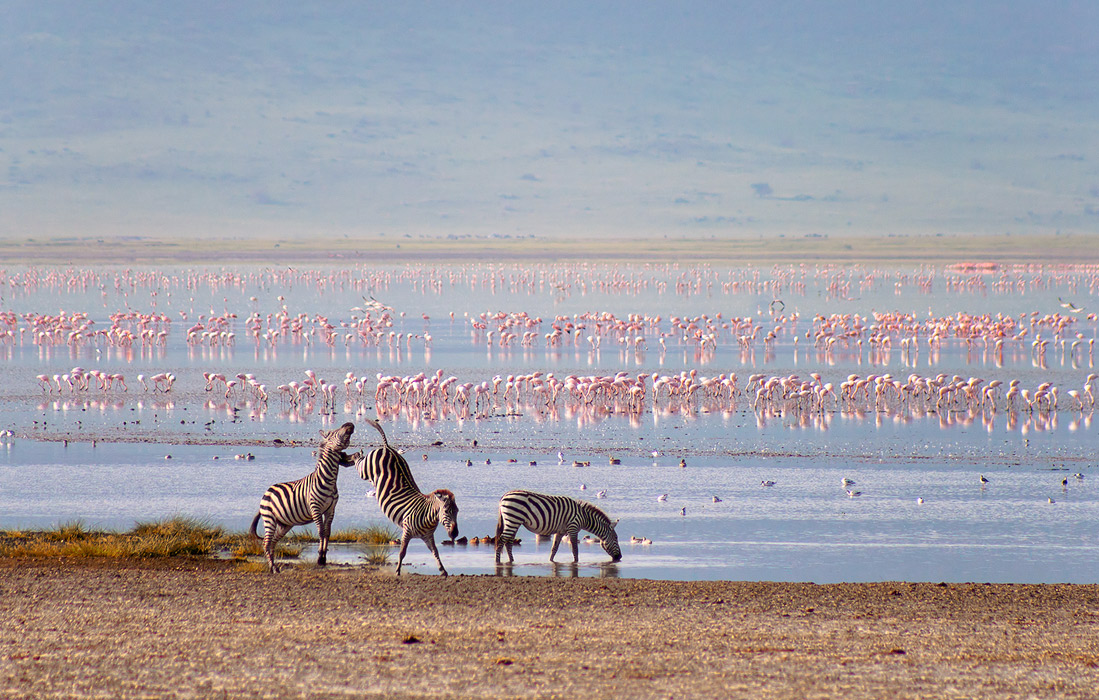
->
[0, 262, 1096, 582]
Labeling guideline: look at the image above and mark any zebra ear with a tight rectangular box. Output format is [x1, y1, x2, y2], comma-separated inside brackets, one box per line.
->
[319, 428, 331, 440]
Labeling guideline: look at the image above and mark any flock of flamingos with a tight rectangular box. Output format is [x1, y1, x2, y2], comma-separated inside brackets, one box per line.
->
[5, 262, 1098, 436]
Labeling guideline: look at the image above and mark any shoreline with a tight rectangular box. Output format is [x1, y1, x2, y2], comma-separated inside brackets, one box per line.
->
[2, 232, 1098, 265]
[1, 557, 1098, 699]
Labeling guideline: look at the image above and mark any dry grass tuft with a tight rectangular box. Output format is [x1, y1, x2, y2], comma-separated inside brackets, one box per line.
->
[362, 547, 392, 566]
[0, 518, 396, 562]
[331, 525, 400, 545]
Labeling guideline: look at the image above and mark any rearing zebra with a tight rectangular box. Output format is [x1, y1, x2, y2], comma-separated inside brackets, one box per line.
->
[357, 419, 459, 576]
[250, 421, 360, 573]
[495, 490, 622, 564]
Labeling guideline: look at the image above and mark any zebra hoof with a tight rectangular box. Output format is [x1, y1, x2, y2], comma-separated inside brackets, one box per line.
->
[317, 555, 327, 567]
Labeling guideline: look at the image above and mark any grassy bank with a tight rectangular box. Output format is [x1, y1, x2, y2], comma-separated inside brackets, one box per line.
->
[0, 517, 397, 562]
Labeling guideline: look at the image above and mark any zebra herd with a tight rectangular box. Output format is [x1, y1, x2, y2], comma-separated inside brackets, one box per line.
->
[250, 419, 622, 574]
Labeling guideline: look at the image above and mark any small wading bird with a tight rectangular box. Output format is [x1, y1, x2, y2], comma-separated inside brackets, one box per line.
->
[1058, 297, 1084, 313]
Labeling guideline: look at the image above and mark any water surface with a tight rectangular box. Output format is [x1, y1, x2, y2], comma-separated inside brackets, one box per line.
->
[0, 262, 1096, 582]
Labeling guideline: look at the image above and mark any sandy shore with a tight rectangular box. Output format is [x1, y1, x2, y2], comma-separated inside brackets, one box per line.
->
[1, 558, 1098, 699]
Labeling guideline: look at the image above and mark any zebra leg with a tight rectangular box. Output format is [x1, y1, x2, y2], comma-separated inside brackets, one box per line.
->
[549, 533, 563, 562]
[494, 513, 505, 564]
[395, 530, 412, 576]
[422, 530, 448, 577]
[503, 524, 521, 564]
[494, 520, 517, 564]
[264, 522, 293, 573]
[314, 502, 336, 567]
[569, 527, 580, 563]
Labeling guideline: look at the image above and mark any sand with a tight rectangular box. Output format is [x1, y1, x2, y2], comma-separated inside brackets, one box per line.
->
[1, 557, 1098, 699]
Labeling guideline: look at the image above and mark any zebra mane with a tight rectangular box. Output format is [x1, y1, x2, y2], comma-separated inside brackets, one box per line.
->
[431, 488, 455, 499]
[581, 500, 612, 525]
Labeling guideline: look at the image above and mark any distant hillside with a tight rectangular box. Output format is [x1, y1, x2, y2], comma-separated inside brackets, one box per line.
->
[2, 2, 1098, 241]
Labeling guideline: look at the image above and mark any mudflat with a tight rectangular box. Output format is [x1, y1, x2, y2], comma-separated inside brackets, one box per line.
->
[1, 558, 1097, 699]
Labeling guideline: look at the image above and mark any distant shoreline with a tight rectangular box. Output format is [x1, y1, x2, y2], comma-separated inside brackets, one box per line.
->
[1, 232, 1096, 265]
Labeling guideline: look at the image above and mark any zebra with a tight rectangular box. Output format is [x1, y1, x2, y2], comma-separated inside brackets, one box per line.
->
[250, 421, 360, 573]
[357, 419, 459, 576]
[494, 490, 622, 565]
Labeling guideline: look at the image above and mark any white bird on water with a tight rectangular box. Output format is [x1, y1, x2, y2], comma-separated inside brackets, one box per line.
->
[712, 495, 723, 503]
[847, 490, 862, 498]
[842, 478, 856, 488]
[761, 480, 776, 487]
[657, 494, 668, 502]
[579, 484, 587, 491]
[680, 507, 687, 516]
[596, 490, 607, 499]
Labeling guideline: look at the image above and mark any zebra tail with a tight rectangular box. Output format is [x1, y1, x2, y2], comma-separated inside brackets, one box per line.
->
[249, 512, 262, 540]
[495, 510, 504, 543]
[364, 418, 390, 449]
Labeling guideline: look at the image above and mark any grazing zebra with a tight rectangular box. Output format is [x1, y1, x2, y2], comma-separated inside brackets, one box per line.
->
[495, 490, 622, 564]
[250, 422, 361, 573]
[357, 419, 459, 576]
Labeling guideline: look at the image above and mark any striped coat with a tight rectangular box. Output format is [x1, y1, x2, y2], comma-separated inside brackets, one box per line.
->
[495, 490, 621, 564]
[358, 419, 459, 576]
[250, 422, 360, 572]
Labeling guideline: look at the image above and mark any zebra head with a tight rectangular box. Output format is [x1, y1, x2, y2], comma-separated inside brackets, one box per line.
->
[320, 422, 356, 451]
[583, 502, 622, 563]
[602, 518, 622, 563]
[432, 488, 459, 539]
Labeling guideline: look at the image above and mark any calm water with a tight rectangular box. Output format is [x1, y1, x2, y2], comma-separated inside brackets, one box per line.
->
[0, 262, 1096, 582]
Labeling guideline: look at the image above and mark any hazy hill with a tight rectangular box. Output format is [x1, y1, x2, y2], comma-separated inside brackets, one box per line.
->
[2, 1, 1098, 242]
